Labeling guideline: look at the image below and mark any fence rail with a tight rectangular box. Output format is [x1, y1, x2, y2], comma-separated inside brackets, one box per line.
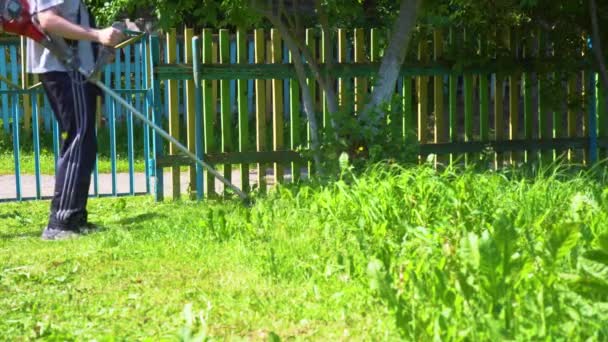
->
[1, 26, 607, 202]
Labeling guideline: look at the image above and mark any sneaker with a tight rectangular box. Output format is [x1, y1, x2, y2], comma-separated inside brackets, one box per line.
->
[41, 227, 81, 241]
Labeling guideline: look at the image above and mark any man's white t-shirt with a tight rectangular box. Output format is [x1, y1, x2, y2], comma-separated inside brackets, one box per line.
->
[26, 0, 95, 74]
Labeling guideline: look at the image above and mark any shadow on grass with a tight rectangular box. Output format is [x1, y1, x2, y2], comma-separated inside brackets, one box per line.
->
[114, 212, 166, 229]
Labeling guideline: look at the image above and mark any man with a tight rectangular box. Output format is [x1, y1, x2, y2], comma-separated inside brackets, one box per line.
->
[27, 0, 124, 240]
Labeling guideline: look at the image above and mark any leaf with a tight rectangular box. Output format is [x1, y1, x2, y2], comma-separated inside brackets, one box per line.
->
[582, 250, 608, 266]
[580, 255, 608, 280]
[367, 258, 396, 307]
[479, 230, 501, 275]
[547, 223, 580, 262]
[598, 233, 608, 253]
[268, 331, 281, 342]
[570, 276, 608, 302]
[459, 232, 480, 271]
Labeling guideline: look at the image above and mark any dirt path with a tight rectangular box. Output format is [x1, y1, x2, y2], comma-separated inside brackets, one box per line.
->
[0, 168, 299, 201]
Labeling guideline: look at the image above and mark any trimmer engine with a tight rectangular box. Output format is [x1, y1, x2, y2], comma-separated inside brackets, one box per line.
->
[1, 0, 47, 42]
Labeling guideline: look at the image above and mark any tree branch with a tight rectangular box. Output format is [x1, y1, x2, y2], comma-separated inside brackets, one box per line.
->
[250, 0, 323, 173]
[316, 0, 340, 132]
[361, 0, 421, 128]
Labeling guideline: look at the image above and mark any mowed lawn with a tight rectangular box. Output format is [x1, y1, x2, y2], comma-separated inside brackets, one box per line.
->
[1, 165, 608, 340]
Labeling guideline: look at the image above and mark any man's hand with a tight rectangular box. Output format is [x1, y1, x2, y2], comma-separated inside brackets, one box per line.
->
[96, 27, 125, 47]
[37, 8, 125, 47]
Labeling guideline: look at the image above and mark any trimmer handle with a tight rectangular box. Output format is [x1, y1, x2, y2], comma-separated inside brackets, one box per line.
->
[87, 21, 146, 81]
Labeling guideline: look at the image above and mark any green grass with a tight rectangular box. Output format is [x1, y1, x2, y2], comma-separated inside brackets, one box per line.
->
[0, 122, 150, 175]
[1, 164, 608, 340]
[0, 151, 147, 175]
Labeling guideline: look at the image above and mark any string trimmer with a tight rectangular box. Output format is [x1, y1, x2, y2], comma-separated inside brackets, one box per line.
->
[0, 0, 249, 201]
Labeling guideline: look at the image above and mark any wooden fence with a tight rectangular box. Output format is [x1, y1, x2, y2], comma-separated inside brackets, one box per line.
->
[150, 27, 608, 200]
[1, 26, 607, 201]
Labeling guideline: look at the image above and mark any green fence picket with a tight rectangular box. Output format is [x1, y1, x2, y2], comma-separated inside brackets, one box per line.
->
[417, 33, 430, 158]
[464, 29, 474, 165]
[167, 29, 181, 199]
[403, 75, 414, 143]
[237, 30, 250, 192]
[306, 28, 316, 177]
[202, 29, 216, 197]
[508, 30, 521, 164]
[567, 76, 577, 162]
[289, 48, 301, 183]
[479, 33, 490, 166]
[271, 29, 285, 184]
[255, 29, 268, 192]
[354, 28, 365, 116]
[538, 29, 553, 164]
[184, 28, 197, 198]
[597, 75, 606, 159]
[321, 28, 330, 129]
[523, 33, 535, 163]
[433, 29, 447, 165]
[219, 29, 233, 195]
[448, 28, 458, 163]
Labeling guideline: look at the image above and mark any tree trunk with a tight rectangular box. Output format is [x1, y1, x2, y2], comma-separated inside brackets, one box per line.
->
[590, 0, 608, 114]
[318, 3, 340, 131]
[361, 0, 421, 125]
[265, 14, 323, 173]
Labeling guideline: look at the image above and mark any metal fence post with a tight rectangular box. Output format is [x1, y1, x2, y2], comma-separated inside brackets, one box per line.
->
[149, 34, 165, 201]
[192, 36, 204, 200]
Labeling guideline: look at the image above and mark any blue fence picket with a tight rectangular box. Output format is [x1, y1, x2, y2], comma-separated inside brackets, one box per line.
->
[42, 95, 48, 132]
[125, 45, 135, 195]
[0, 38, 150, 202]
[52, 114, 60, 172]
[32, 95, 42, 199]
[248, 40, 254, 115]
[93, 128, 99, 197]
[1, 46, 10, 132]
[149, 35, 164, 201]
[9, 45, 21, 200]
[106, 57, 117, 195]
[142, 38, 151, 194]
[135, 40, 143, 127]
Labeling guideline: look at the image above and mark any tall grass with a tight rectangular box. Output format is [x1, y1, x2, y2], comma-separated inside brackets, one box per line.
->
[247, 164, 608, 339]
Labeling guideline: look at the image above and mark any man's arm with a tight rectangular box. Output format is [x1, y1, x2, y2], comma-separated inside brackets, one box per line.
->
[36, 7, 124, 46]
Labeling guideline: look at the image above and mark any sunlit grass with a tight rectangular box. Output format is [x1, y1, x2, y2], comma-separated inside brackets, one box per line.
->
[1, 164, 607, 340]
[0, 150, 146, 175]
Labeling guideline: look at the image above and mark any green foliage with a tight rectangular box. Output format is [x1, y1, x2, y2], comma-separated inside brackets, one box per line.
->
[309, 95, 419, 176]
[2, 165, 608, 339]
[83, 0, 402, 30]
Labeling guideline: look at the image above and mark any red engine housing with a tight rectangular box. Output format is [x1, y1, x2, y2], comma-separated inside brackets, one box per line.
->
[1, 0, 47, 42]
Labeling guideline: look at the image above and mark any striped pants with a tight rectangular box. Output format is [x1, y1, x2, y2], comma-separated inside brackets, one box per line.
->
[41, 71, 98, 231]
